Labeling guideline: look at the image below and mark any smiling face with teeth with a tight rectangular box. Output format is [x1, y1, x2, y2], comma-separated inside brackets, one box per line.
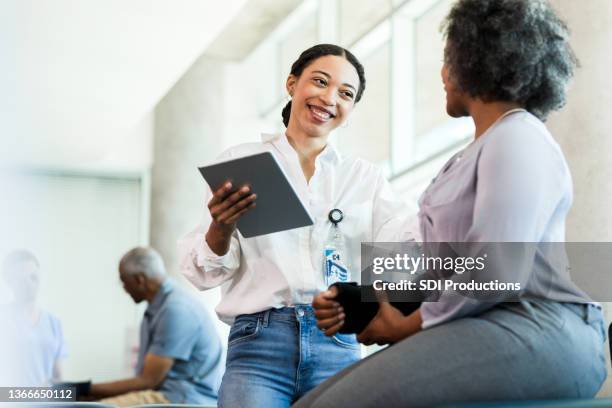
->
[285, 55, 361, 140]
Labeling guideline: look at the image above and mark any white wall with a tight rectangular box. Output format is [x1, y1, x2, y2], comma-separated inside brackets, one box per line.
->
[1, 0, 247, 171]
[548, 0, 612, 397]
[152, 55, 236, 341]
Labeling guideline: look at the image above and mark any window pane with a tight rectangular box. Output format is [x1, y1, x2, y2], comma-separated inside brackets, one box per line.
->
[339, 0, 392, 45]
[335, 42, 390, 165]
[414, 0, 454, 138]
[278, 12, 318, 97]
[250, 41, 281, 114]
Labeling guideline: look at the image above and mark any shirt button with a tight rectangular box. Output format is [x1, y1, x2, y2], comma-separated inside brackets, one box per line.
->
[297, 308, 305, 317]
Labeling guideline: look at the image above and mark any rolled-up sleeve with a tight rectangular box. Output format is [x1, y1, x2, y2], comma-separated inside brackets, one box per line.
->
[178, 180, 242, 290]
[178, 224, 241, 291]
[420, 120, 567, 329]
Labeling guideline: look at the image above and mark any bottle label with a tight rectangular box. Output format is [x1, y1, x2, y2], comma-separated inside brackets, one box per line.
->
[324, 248, 350, 286]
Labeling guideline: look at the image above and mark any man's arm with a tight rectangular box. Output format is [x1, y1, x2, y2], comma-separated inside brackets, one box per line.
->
[89, 353, 174, 399]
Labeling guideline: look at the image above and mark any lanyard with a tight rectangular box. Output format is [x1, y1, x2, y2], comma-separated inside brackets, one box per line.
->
[324, 208, 350, 285]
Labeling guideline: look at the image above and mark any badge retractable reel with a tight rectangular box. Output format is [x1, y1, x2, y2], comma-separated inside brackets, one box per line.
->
[323, 209, 351, 286]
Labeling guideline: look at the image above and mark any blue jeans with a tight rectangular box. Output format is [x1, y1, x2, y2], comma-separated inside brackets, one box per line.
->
[218, 305, 361, 408]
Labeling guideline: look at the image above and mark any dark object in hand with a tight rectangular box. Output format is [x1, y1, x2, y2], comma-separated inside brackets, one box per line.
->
[331, 282, 421, 334]
[53, 380, 92, 399]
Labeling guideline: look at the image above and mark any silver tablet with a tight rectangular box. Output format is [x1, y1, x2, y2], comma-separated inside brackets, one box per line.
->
[198, 151, 314, 238]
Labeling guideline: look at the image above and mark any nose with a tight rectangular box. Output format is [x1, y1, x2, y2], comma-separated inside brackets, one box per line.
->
[319, 88, 337, 106]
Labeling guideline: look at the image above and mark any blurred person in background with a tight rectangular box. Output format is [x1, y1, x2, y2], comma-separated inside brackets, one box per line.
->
[0, 250, 67, 387]
[84, 246, 223, 407]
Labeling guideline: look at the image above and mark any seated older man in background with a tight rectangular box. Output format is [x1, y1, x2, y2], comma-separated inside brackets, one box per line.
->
[87, 247, 223, 407]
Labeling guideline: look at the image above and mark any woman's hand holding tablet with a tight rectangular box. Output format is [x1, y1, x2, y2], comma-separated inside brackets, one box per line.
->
[199, 151, 314, 239]
[205, 182, 256, 256]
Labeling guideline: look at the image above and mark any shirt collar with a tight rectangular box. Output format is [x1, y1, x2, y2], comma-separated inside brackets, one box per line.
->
[262, 133, 342, 165]
[146, 278, 173, 316]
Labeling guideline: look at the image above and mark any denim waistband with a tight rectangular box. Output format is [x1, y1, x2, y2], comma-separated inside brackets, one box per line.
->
[236, 305, 316, 326]
[533, 301, 606, 342]
[570, 303, 606, 342]
[562, 302, 605, 329]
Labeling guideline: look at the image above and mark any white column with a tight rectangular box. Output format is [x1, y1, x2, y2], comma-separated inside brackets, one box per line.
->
[151, 55, 228, 330]
[317, 0, 338, 43]
[547, 0, 612, 397]
[548, 0, 612, 242]
[390, 11, 415, 174]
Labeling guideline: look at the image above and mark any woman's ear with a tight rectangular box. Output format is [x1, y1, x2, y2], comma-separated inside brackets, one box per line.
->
[286, 74, 297, 97]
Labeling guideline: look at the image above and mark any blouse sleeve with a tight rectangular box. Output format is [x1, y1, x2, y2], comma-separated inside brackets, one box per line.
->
[177, 150, 242, 290]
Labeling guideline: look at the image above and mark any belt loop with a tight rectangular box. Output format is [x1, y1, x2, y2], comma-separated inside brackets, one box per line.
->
[585, 304, 601, 324]
[580, 303, 589, 323]
[261, 309, 271, 328]
[585, 304, 593, 323]
[586, 304, 606, 342]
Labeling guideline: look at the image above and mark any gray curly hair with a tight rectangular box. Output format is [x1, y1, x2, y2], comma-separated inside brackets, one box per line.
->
[442, 0, 578, 120]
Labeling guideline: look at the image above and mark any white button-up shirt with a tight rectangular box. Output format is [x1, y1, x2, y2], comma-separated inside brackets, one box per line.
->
[178, 133, 417, 323]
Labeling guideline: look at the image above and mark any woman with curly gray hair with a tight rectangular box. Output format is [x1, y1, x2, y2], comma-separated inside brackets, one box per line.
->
[298, 0, 607, 407]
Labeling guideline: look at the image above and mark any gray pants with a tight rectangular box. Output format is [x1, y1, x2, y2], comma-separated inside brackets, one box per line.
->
[292, 301, 607, 408]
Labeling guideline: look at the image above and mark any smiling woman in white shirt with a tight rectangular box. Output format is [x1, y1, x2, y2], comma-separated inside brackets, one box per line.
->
[178, 44, 413, 408]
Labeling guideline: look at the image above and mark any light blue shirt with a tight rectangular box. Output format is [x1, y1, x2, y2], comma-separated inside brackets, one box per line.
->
[417, 111, 592, 328]
[136, 279, 223, 404]
[0, 306, 67, 386]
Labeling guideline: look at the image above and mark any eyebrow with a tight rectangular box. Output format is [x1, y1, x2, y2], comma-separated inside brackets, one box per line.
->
[311, 70, 357, 92]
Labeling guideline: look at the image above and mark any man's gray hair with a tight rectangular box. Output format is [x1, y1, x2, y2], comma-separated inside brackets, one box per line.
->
[119, 247, 166, 280]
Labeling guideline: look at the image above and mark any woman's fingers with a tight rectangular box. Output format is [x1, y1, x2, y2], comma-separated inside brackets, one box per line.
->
[312, 297, 339, 310]
[314, 306, 343, 320]
[313, 286, 345, 335]
[225, 201, 256, 224]
[209, 185, 252, 219]
[214, 193, 257, 224]
[312, 287, 340, 310]
[316, 313, 345, 330]
[326, 285, 339, 299]
[210, 186, 250, 214]
[208, 182, 234, 207]
[321, 320, 344, 337]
